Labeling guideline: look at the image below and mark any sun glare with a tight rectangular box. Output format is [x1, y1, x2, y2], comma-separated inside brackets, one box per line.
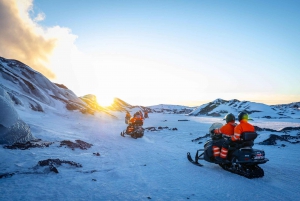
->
[97, 96, 115, 107]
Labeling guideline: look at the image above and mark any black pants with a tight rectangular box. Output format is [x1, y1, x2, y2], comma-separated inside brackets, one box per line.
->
[212, 139, 226, 147]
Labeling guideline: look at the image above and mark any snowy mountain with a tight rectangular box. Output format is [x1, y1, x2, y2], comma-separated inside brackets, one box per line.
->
[107, 98, 134, 111]
[0, 56, 91, 114]
[0, 56, 151, 114]
[3, 56, 299, 120]
[188, 98, 300, 119]
[148, 104, 196, 114]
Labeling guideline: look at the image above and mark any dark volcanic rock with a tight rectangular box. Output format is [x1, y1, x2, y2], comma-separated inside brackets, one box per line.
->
[38, 158, 82, 168]
[259, 134, 300, 145]
[4, 139, 53, 150]
[60, 140, 93, 150]
[144, 126, 178, 132]
[0, 173, 14, 179]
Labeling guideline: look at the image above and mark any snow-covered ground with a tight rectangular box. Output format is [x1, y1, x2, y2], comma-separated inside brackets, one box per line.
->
[1, 109, 300, 201]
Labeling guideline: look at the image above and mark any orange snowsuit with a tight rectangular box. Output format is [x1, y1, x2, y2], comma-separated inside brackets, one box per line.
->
[216, 120, 255, 160]
[126, 112, 131, 119]
[129, 117, 136, 125]
[129, 114, 143, 126]
[126, 125, 135, 134]
[231, 120, 255, 141]
[214, 122, 236, 138]
[213, 122, 236, 158]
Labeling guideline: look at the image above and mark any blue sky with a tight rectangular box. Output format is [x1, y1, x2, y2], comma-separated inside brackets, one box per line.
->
[1, 0, 299, 106]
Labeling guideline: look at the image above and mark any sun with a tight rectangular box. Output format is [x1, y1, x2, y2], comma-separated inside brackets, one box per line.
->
[96, 95, 115, 107]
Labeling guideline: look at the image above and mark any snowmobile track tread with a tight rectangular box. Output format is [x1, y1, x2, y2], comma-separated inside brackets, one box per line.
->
[219, 163, 264, 179]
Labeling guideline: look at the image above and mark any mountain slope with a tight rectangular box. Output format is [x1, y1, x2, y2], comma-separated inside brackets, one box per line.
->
[0, 56, 107, 114]
[148, 104, 196, 114]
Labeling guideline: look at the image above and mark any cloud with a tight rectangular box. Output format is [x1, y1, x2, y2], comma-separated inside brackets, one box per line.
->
[0, 0, 75, 79]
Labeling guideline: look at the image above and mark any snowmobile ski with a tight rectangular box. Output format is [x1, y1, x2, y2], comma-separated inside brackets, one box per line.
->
[187, 152, 203, 166]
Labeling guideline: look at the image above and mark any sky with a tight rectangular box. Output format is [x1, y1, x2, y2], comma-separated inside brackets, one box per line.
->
[0, 0, 300, 106]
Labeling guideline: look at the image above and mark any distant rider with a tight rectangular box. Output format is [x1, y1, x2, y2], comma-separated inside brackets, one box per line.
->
[144, 110, 149, 118]
[139, 110, 144, 119]
[129, 112, 144, 126]
[126, 112, 144, 135]
[125, 111, 131, 124]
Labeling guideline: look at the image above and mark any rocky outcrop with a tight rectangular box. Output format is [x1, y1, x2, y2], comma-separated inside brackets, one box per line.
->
[0, 86, 34, 144]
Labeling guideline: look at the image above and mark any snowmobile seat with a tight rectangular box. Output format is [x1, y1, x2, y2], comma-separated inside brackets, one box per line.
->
[229, 132, 257, 149]
[241, 132, 258, 141]
[229, 141, 254, 150]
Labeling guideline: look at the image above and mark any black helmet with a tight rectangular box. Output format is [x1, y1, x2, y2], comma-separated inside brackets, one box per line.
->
[225, 113, 235, 123]
[238, 111, 248, 121]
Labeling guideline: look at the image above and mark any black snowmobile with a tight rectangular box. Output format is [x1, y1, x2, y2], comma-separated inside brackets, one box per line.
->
[121, 120, 144, 139]
[187, 123, 269, 179]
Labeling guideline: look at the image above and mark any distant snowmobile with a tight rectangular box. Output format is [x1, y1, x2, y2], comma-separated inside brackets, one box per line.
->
[187, 123, 269, 179]
[121, 124, 144, 139]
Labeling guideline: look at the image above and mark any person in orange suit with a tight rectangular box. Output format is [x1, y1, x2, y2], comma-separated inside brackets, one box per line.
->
[126, 112, 144, 134]
[129, 112, 144, 126]
[217, 111, 255, 162]
[144, 110, 149, 118]
[125, 111, 131, 124]
[211, 113, 236, 162]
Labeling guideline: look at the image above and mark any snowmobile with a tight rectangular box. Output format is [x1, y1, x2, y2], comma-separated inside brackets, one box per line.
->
[121, 123, 144, 139]
[187, 123, 269, 179]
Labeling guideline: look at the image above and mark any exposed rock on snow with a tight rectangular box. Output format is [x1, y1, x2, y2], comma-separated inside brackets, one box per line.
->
[35, 159, 83, 174]
[0, 158, 83, 178]
[144, 126, 178, 131]
[4, 139, 53, 150]
[256, 126, 300, 145]
[259, 133, 300, 145]
[37, 158, 82, 168]
[0, 173, 14, 179]
[59, 139, 93, 150]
